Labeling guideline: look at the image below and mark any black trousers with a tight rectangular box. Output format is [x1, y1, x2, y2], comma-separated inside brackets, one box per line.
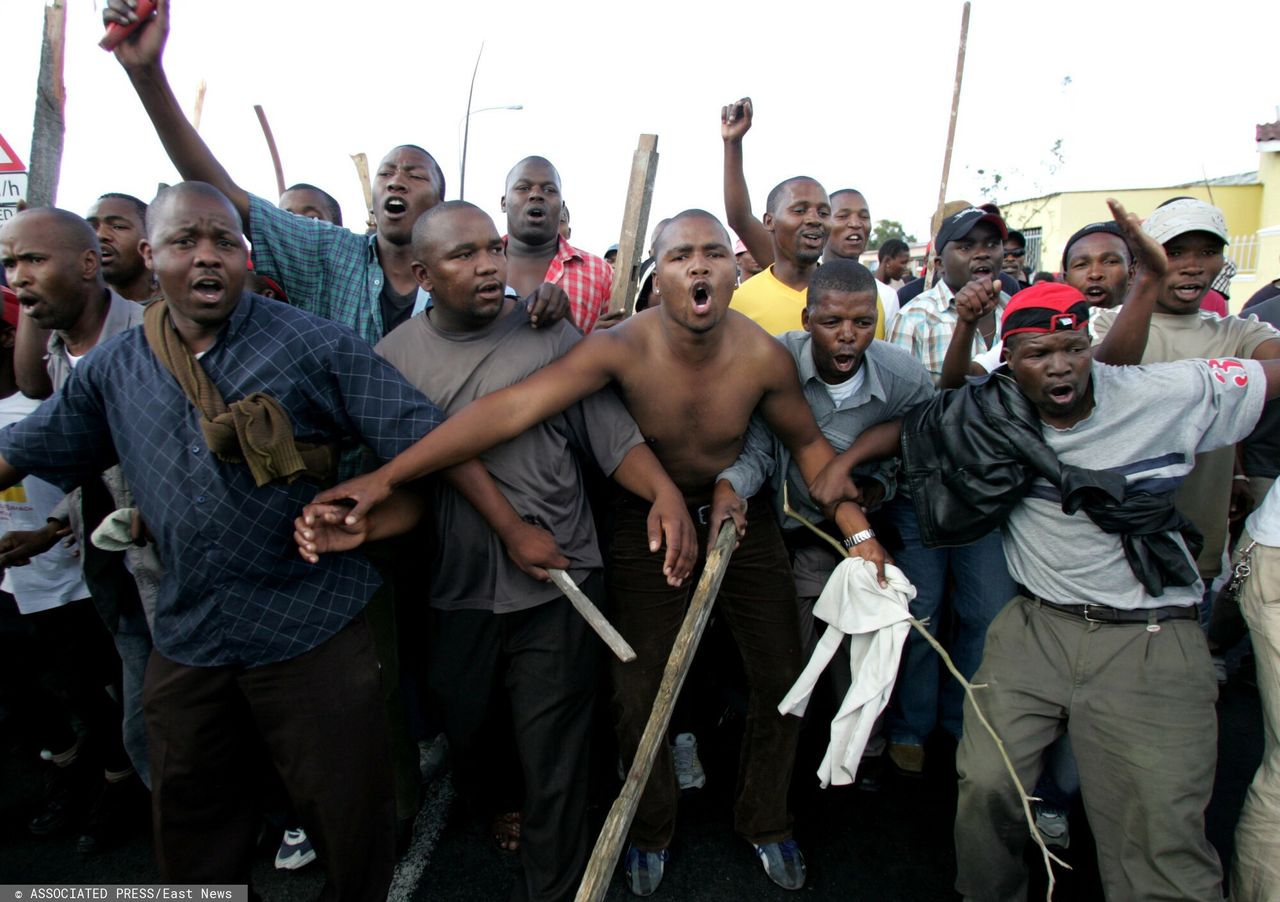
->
[143, 613, 395, 902]
[430, 583, 600, 902]
[0, 593, 129, 772]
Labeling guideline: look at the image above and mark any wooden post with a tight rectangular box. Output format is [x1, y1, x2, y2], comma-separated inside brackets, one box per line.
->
[351, 153, 376, 231]
[608, 134, 660, 316]
[576, 520, 737, 902]
[27, 1, 66, 208]
[922, 1, 971, 292]
[253, 104, 286, 197]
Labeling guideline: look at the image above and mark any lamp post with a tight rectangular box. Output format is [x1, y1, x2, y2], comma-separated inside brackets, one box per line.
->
[458, 104, 523, 200]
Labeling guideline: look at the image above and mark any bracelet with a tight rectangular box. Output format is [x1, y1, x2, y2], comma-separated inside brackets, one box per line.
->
[842, 528, 876, 549]
[1233, 475, 1250, 483]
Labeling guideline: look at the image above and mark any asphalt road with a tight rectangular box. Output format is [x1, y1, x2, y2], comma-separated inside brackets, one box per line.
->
[0, 673, 1263, 901]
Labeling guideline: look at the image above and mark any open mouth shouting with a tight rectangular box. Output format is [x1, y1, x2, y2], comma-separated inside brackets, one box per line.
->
[690, 280, 713, 314]
[525, 204, 547, 223]
[190, 274, 226, 303]
[382, 196, 409, 220]
[1082, 285, 1110, 304]
[1046, 382, 1077, 406]
[830, 348, 859, 373]
[1170, 281, 1205, 303]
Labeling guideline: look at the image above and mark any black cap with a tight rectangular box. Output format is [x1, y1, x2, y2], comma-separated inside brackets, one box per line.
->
[934, 207, 1008, 254]
[1060, 221, 1129, 271]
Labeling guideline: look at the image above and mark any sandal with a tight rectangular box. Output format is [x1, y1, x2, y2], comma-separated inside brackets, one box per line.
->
[491, 811, 521, 853]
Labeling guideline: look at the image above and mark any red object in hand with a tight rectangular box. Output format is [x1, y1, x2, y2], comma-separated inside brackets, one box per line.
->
[99, 0, 157, 51]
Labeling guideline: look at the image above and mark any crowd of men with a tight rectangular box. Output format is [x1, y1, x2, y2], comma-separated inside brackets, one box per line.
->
[0, 2, 1278, 901]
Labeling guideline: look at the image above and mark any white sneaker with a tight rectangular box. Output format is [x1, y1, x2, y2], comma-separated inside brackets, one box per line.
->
[672, 733, 706, 790]
[1033, 805, 1070, 849]
[275, 827, 317, 870]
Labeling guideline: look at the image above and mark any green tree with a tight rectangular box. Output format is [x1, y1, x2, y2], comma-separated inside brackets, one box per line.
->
[868, 220, 916, 251]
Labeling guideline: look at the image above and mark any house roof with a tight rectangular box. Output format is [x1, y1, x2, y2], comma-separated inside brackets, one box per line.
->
[1258, 121, 1280, 142]
[1005, 172, 1259, 207]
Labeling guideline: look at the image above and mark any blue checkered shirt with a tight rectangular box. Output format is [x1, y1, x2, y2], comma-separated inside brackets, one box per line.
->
[248, 194, 386, 344]
[0, 295, 442, 667]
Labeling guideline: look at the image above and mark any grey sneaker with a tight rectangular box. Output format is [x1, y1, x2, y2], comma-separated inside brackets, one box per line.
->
[625, 845, 668, 896]
[1034, 804, 1070, 849]
[672, 733, 706, 790]
[753, 838, 806, 890]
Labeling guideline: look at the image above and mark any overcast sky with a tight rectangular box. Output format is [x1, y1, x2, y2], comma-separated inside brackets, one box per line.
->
[3, 0, 1278, 255]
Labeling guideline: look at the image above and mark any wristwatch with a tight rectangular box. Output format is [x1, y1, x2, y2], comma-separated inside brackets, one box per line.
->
[842, 528, 876, 549]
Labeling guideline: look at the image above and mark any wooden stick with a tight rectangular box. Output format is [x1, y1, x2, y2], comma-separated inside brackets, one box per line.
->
[547, 568, 636, 662]
[608, 134, 660, 316]
[780, 488, 1067, 899]
[192, 79, 207, 132]
[27, 1, 66, 208]
[253, 104, 286, 197]
[576, 520, 737, 902]
[351, 152, 375, 231]
[922, 1, 971, 293]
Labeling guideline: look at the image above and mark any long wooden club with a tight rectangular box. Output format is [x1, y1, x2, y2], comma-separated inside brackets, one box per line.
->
[576, 520, 738, 902]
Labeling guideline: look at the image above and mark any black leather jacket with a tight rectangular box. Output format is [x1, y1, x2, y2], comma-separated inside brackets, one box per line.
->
[899, 370, 1201, 597]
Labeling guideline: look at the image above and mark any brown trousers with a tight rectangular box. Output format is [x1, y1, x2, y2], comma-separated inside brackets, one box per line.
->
[143, 614, 396, 902]
[608, 496, 803, 850]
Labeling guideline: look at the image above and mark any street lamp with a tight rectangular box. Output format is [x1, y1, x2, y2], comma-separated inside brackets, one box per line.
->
[458, 104, 523, 200]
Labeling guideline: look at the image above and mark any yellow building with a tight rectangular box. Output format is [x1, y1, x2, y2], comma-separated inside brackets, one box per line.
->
[999, 122, 1280, 309]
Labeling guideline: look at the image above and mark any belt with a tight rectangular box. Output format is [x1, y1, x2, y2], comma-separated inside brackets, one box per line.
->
[1017, 585, 1197, 625]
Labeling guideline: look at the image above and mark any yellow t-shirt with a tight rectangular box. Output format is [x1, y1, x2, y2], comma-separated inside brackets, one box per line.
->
[731, 265, 885, 338]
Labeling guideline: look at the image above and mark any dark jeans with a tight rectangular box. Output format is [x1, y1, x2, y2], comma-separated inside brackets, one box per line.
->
[1, 594, 130, 772]
[143, 613, 395, 902]
[886, 497, 1016, 743]
[429, 587, 600, 902]
[608, 495, 802, 850]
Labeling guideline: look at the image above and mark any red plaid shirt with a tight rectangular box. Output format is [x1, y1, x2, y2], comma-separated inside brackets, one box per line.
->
[505, 236, 614, 333]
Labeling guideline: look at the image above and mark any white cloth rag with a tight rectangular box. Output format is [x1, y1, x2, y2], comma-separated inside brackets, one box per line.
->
[778, 557, 916, 788]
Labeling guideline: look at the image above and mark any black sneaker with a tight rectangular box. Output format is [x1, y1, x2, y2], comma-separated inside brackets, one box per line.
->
[76, 775, 147, 854]
[29, 759, 92, 837]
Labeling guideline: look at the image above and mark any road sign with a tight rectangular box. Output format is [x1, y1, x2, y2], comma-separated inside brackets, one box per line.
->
[0, 133, 24, 174]
[0, 133, 27, 223]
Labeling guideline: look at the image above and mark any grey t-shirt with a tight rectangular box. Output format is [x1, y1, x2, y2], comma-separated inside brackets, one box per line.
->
[375, 302, 643, 613]
[1091, 308, 1280, 578]
[1003, 359, 1266, 610]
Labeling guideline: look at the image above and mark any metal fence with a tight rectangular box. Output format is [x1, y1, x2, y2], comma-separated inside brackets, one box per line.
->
[1229, 234, 1259, 274]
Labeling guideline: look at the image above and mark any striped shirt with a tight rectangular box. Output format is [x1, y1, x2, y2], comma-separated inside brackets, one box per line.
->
[887, 280, 1009, 385]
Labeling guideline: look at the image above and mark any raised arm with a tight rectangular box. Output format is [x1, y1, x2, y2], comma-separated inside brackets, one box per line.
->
[1092, 199, 1167, 366]
[939, 278, 999, 388]
[314, 330, 625, 521]
[106, 0, 251, 228]
[720, 98, 774, 268]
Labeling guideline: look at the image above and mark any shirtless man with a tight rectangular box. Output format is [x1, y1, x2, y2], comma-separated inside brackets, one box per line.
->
[312, 209, 874, 894]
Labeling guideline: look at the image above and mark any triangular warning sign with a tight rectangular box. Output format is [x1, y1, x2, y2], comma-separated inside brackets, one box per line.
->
[0, 134, 26, 173]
